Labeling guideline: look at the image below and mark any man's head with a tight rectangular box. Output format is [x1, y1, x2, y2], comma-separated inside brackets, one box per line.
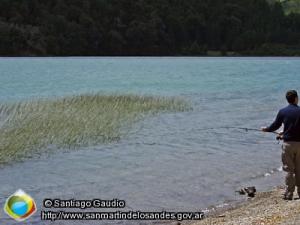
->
[286, 90, 298, 104]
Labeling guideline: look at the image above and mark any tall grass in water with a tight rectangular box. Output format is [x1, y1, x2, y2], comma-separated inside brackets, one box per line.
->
[0, 94, 190, 164]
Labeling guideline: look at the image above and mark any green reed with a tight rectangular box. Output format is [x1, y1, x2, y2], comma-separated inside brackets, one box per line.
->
[0, 94, 190, 164]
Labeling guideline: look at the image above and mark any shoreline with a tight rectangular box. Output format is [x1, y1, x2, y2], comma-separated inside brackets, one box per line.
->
[192, 187, 300, 225]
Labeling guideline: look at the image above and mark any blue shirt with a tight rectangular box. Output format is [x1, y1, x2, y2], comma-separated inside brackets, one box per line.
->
[266, 104, 300, 142]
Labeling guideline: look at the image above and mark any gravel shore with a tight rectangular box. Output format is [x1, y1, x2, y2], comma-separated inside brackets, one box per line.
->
[193, 187, 300, 225]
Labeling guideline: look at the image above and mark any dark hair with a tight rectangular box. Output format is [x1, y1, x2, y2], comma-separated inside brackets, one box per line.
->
[286, 90, 298, 104]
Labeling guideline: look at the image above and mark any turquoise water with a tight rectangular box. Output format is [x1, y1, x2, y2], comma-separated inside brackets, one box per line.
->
[0, 57, 300, 225]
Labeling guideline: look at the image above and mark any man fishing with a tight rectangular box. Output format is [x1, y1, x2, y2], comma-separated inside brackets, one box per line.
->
[261, 90, 300, 200]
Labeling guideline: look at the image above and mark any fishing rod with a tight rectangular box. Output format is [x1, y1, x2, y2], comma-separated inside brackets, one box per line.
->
[221, 126, 279, 134]
[197, 126, 283, 140]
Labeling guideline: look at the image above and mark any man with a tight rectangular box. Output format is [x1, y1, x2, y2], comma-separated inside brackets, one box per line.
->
[261, 90, 300, 200]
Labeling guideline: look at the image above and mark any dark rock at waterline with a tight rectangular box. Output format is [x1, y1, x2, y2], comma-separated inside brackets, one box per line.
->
[236, 186, 257, 198]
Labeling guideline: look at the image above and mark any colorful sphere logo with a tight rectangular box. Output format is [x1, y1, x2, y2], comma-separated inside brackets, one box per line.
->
[4, 189, 37, 221]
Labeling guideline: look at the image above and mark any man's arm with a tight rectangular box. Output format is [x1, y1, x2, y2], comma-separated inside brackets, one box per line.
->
[261, 111, 283, 132]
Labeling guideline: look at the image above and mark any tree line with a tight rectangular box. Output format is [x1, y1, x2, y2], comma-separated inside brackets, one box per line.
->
[0, 0, 300, 56]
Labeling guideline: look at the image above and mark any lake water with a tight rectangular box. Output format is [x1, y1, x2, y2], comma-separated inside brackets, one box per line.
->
[0, 57, 299, 224]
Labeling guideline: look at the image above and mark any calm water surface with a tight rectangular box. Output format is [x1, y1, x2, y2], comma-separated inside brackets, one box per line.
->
[0, 57, 299, 224]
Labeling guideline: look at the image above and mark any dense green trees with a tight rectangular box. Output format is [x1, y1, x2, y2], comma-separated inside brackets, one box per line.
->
[0, 0, 299, 56]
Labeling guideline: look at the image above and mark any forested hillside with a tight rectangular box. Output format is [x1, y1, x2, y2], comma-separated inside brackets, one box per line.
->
[0, 0, 300, 56]
[269, 0, 300, 14]
[282, 0, 300, 14]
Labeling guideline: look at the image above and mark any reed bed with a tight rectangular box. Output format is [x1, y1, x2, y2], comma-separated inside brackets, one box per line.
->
[0, 94, 190, 164]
